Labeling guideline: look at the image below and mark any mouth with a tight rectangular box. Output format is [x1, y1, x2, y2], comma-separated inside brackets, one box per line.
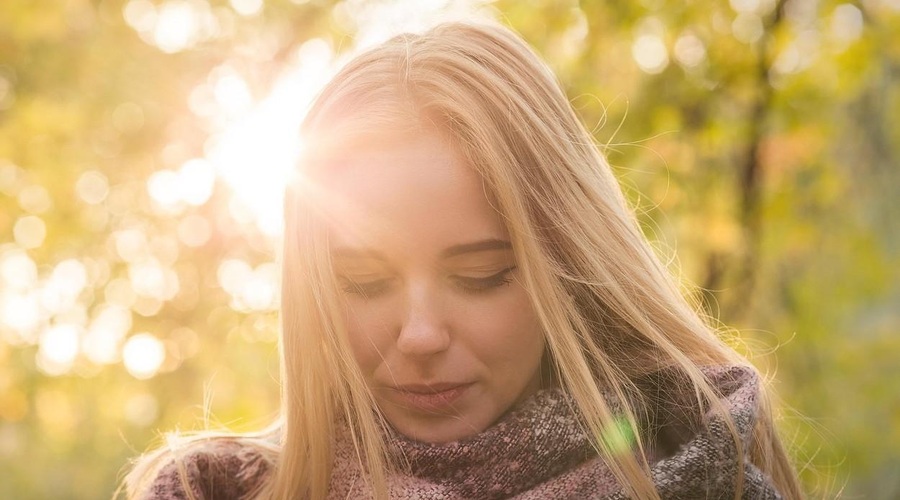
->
[388, 382, 474, 412]
[393, 382, 471, 393]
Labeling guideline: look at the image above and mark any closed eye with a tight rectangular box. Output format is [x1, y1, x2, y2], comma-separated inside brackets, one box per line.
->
[339, 277, 392, 298]
[453, 266, 516, 294]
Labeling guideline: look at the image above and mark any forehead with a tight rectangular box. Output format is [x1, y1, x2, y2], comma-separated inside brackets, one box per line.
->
[310, 131, 508, 254]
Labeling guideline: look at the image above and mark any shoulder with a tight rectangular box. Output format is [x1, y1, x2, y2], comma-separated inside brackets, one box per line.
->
[141, 439, 272, 500]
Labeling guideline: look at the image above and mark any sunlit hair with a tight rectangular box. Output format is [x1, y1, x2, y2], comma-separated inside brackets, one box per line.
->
[124, 21, 802, 500]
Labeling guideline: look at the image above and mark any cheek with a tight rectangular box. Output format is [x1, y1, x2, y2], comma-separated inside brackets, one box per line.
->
[465, 288, 544, 360]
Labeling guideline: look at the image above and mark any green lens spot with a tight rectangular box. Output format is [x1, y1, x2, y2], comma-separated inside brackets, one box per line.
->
[600, 416, 636, 455]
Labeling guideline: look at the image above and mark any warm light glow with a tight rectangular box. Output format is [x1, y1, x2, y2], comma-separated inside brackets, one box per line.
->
[177, 159, 216, 205]
[153, 0, 202, 53]
[217, 259, 278, 311]
[217, 258, 252, 295]
[146, 169, 182, 213]
[0, 291, 41, 343]
[75, 171, 110, 205]
[203, 39, 332, 237]
[230, 0, 263, 17]
[36, 324, 81, 376]
[147, 157, 217, 213]
[334, 0, 493, 49]
[186, 1, 489, 239]
[18, 185, 52, 214]
[132, 296, 164, 317]
[52, 260, 88, 294]
[240, 262, 279, 311]
[128, 258, 180, 301]
[82, 304, 132, 364]
[729, 0, 761, 13]
[104, 277, 137, 309]
[123, 333, 166, 379]
[772, 30, 819, 76]
[212, 69, 253, 116]
[0, 249, 38, 291]
[13, 215, 46, 249]
[674, 32, 707, 68]
[123, 0, 157, 33]
[113, 229, 150, 263]
[0, 161, 23, 195]
[732, 13, 764, 44]
[124, 0, 219, 54]
[40, 259, 89, 314]
[831, 4, 863, 44]
[632, 34, 669, 74]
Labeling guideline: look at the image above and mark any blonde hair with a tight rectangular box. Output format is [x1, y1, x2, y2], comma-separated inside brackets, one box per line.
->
[124, 21, 802, 500]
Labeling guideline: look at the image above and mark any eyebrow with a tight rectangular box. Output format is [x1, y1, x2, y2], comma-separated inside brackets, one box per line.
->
[441, 238, 512, 258]
[330, 238, 512, 260]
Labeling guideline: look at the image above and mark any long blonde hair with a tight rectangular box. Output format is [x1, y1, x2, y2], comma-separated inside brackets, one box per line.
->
[125, 21, 802, 500]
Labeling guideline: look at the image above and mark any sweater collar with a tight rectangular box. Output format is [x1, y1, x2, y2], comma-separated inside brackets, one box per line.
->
[372, 365, 768, 499]
[386, 388, 595, 497]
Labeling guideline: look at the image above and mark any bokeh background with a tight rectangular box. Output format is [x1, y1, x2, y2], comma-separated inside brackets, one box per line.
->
[1, 0, 898, 498]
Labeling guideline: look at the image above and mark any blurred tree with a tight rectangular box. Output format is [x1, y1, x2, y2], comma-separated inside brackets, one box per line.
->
[495, 0, 900, 495]
[0, 0, 897, 498]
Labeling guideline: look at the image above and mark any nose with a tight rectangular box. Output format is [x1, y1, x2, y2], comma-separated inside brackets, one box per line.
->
[396, 285, 450, 357]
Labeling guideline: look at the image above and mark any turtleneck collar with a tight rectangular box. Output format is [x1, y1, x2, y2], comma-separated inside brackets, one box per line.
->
[327, 365, 782, 500]
[386, 388, 595, 498]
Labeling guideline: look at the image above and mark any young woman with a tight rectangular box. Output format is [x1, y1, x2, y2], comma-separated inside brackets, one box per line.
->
[125, 21, 803, 499]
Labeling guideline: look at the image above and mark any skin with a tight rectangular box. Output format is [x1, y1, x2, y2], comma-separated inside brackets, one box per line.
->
[317, 129, 546, 443]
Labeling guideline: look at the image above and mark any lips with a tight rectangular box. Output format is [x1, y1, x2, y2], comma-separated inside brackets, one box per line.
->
[394, 382, 470, 393]
[388, 382, 473, 412]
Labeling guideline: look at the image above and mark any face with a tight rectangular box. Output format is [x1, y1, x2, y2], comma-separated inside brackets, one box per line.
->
[315, 130, 546, 443]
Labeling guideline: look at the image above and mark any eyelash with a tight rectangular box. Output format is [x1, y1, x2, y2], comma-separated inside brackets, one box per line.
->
[340, 278, 390, 297]
[339, 266, 516, 298]
[454, 266, 516, 294]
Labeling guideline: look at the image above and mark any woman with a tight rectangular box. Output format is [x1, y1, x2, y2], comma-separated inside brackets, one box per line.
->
[125, 21, 802, 499]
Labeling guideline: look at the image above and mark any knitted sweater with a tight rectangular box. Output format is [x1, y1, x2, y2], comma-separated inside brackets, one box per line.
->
[142, 366, 782, 499]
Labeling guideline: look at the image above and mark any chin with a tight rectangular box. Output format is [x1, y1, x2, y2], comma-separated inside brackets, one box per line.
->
[381, 402, 493, 443]
[394, 417, 485, 444]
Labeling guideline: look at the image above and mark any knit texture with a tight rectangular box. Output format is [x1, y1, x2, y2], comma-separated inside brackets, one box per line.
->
[143, 365, 782, 499]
